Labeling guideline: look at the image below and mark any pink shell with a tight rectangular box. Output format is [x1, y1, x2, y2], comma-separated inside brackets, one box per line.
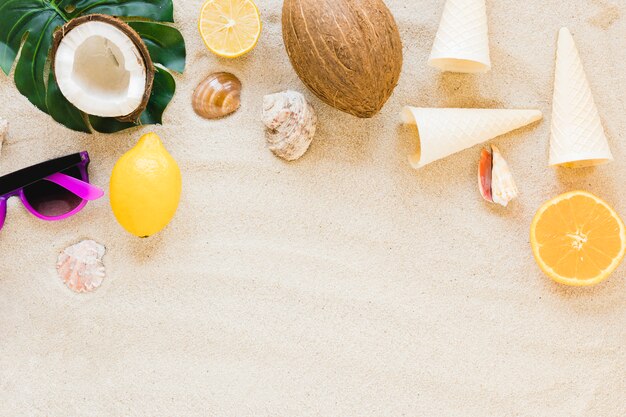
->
[57, 240, 106, 293]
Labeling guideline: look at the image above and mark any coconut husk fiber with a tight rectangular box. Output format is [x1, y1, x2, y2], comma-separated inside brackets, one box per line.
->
[282, 0, 403, 118]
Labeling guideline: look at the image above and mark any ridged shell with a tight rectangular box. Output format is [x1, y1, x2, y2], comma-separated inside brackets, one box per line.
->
[490, 145, 519, 207]
[192, 72, 241, 119]
[262, 91, 317, 161]
[57, 240, 106, 293]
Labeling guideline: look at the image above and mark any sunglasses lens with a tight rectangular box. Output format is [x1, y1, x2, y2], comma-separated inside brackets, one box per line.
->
[23, 166, 84, 218]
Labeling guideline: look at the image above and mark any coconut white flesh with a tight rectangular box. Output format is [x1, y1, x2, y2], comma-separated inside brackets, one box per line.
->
[54, 21, 147, 118]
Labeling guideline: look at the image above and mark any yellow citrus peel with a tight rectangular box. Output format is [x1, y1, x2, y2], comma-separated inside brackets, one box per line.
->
[110, 133, 182, 238]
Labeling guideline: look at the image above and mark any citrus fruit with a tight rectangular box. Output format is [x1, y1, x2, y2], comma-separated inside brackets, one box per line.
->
[110, 133, 182, 238]
[530, 191, 625, 286]
[198, 0, 262, 58]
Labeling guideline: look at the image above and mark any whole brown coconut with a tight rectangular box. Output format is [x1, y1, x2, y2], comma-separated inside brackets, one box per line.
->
[282, 0, 403, 118]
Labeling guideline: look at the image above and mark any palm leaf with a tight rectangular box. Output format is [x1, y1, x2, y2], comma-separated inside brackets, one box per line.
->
[0, 0, 185, 133]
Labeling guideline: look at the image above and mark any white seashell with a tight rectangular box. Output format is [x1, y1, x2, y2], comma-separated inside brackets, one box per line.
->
[57, 240, 106, 293]
[490, 145, 519, 207]
[262, 90, 317, 161]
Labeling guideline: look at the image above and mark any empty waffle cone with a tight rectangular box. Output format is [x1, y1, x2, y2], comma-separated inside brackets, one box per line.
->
[549, 28, 613, 167]
[401, 107, 543, 168]
[428, 0, 491, 73]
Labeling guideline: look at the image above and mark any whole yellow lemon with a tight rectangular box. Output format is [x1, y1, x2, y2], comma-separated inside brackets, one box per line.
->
[110, 133, 182, 237]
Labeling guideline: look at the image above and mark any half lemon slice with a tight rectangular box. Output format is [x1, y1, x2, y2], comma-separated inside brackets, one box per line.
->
[199, 0, 262, 58]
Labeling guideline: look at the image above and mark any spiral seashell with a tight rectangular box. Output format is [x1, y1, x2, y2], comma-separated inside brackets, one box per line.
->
[192, 72, 241, 119]
[478, 145, 518, 207]
[490, 145, 518, 207]
[57, 240, 106, 293]
[262, 91, 317, 161]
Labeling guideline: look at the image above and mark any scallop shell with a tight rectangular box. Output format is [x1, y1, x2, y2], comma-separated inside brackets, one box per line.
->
[262, 91, 317, 161]
[192, 72, 241, 119]
[57, 240, 106, 293]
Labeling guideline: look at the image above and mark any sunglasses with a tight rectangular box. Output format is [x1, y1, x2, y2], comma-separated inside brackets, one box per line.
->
[0, 152, 104, 230]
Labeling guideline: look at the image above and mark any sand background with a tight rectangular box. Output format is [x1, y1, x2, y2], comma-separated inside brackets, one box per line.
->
[1, 0, 625, 415]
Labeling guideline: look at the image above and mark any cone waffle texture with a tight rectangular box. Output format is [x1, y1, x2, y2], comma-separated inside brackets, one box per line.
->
[428, 0, 491, 73]
[549, 28, 613, 167]
[402, 108, 543, 168]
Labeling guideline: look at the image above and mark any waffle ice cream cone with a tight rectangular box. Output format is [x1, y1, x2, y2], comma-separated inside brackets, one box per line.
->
[428, 0, 491, 73]
[549, 28, 613, 167]
[401, 108, 543, 168]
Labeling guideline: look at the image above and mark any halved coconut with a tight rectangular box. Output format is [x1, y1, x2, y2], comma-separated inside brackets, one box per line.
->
[51, 14, 154, 122]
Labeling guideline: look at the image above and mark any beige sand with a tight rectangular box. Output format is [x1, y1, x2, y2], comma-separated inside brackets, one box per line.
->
[0, 0, 624, 415]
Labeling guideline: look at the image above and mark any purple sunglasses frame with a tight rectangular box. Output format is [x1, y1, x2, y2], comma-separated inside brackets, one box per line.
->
[0, 151, 102, 230]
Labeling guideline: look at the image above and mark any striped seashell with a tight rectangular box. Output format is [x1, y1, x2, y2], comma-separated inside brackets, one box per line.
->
[192, 72, 241, 120]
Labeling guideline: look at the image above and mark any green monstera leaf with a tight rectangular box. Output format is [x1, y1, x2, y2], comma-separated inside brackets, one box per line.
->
[0, 0, 185, 133]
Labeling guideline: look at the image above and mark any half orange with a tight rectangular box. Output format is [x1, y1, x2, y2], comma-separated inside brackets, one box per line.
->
[530, 191, 625, 286]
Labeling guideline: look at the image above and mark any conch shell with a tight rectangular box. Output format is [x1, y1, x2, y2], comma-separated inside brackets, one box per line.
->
[192, 72, 241, 119]
[478, 145, 519, 207]
[57, 240, 106, 293]
[262, 90, 317, 161]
